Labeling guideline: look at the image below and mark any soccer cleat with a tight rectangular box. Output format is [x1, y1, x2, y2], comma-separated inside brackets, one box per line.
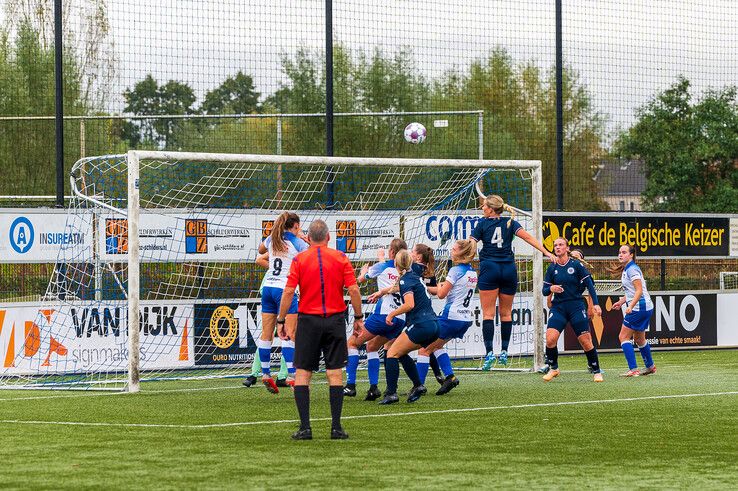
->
[497, 350, 508, 366]
[593, 372, 604, 382]
[542, 368, 560, 382]
[435, 373, 446, 386]
[242, 375, 257, 387]
[640, 365, 657, 376]
[291, 427, 313, 440]
[378, 393, 400, 405]
[276, 378, 290, 388]
[364, 385, 382, 401]
[481, 352, 496, 371]
[407, 385, 426, 403]
[331, 427, 349, 440]
[343, 384, 357, 397]
[537, 364, 551, 374]
[620, 369, 640, 377]
[435, 375, 459, 395]
[262, 376, 279, 394]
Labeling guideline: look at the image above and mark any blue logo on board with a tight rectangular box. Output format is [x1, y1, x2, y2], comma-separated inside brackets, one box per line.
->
[9, 216, 34, 254]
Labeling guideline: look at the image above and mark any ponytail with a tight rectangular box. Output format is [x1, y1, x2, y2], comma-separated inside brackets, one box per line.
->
[270, 211, 300, 255]
[484, 194, 515, 227]
[414, 243, 436, 278]
[393, 249, 414, 290]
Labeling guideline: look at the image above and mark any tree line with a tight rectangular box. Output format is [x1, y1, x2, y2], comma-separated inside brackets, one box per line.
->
[0, 9, 735, 211]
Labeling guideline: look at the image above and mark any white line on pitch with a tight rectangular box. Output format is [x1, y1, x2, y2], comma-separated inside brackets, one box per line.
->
[0, 391, 735, 429]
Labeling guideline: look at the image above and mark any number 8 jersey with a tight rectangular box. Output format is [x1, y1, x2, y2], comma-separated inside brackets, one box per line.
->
[262, 232, 309, 289]
[440, 264, 478, 322]
[366, 259, 405, 320]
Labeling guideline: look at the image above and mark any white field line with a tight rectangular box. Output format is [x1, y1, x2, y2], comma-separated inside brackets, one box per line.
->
[0, 391, 736, 430]
[1, 360, 737, 401]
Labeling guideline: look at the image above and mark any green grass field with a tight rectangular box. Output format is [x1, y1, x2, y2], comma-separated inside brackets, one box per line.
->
[1, 350, 736, 490]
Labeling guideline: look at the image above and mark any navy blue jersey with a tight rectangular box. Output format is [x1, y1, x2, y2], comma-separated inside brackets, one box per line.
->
[543, 259, 599, 306]
[399, 270, 437, 326]
[471, 217, 523, 262]
[412, 262, 437, 287]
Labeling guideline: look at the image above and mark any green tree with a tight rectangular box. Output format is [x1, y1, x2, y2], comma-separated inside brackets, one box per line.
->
[122, 74, 196, 148]
[200, 71, 260, 115]
[614, 77, 738, 212]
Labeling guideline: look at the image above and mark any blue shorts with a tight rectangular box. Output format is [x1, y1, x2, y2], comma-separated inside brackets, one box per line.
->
[438, 318, 473, 340]
[623, 309, 652, 332]
[405, 319, 440, 347]
[478, 260, 518, 294]
[365, 314, 405, 340]
[261, 286, 298, 314]
[547, 300, 590, 336]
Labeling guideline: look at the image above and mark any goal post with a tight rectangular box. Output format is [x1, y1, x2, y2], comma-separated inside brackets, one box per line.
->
[0, 151, 544, 391]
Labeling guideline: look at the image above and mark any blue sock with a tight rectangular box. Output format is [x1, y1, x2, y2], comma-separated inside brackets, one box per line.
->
[281, 340, 295, 376]
[416, 355, 430, 385]
[638, 342, 654, 368]
[346, 349, 359, 385]
[257, 339, 272, 376]
[621, 341, 638, 370]
[385, 357, 400, 394]
[435, 349, 454, 377]
[367, 352, 380, 386]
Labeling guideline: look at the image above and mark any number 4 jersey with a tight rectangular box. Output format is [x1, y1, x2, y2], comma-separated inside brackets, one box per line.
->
[366, 259, 405, 320]
[440, 264, 478, 322]
[262, 232, 309, 289]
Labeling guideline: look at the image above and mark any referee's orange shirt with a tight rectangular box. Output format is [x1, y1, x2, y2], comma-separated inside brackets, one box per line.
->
[285, 244, 357, 316]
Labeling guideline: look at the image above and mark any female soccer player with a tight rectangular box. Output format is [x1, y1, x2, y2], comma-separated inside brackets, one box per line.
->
[415, 239, 477, 395]
[379, 249, 440, 404]
[542, 237, 604, 382]
[470, 194, 554, 370]
[256, 212, 308, 393]
[344, 238, 408, 401]
[608, 244, 656, 377]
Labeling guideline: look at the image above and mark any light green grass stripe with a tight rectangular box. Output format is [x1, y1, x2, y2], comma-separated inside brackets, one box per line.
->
[0, 390, 735, 430]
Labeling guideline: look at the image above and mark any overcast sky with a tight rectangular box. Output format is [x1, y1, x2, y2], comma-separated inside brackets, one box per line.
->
[3, 0, 737, 143]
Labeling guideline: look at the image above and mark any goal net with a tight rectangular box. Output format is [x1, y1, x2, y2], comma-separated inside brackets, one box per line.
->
[0, 151, 543, 391]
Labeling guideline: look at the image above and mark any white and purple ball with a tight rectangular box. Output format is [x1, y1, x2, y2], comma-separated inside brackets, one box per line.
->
[403, 122, 427, 144]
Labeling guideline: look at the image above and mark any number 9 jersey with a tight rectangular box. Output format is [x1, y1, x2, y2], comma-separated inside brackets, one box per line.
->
[440, 264, 478, 322]
[262, 232, 309, 289]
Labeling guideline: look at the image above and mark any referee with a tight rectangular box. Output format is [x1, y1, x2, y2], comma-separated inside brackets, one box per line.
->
[276, 219, 364, 440]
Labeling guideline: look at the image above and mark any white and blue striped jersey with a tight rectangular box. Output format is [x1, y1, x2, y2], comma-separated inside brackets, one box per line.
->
[367, 260, 405, 319]
[622, 262, 653, 311]
[440, 264, 478, 322]
[262, 232, 309, 289]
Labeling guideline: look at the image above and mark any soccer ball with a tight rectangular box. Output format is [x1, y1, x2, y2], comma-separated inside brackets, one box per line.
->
[404, 122, 427, 144]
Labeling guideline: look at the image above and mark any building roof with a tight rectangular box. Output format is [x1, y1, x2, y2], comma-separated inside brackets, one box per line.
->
[593, 159, 646, 196]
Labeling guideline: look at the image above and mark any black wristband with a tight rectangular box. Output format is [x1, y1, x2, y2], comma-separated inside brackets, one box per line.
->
[354, 314, 364, 320]
[276, 318, 286, 325]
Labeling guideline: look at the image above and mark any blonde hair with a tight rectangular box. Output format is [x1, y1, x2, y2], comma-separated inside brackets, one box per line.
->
[271, 212, 300, 254]
[453, 239, 476, 264]
[394, 249, 413, 276]
[483, 194, 516, 227]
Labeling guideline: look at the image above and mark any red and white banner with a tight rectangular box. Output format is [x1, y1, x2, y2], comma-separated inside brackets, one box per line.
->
[0, 302, 194, 375]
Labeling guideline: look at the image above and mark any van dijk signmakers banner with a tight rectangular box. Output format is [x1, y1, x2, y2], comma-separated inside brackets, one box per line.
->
[0, 302, 193, 375]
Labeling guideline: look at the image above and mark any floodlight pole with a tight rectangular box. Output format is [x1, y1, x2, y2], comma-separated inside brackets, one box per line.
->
[54, 0, 64, 208]
[555, 0, 564, 210]
[325, 0, 335, 208]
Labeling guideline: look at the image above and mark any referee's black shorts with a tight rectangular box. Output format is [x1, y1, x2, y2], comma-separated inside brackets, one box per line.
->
[294, 312, 348, 372]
